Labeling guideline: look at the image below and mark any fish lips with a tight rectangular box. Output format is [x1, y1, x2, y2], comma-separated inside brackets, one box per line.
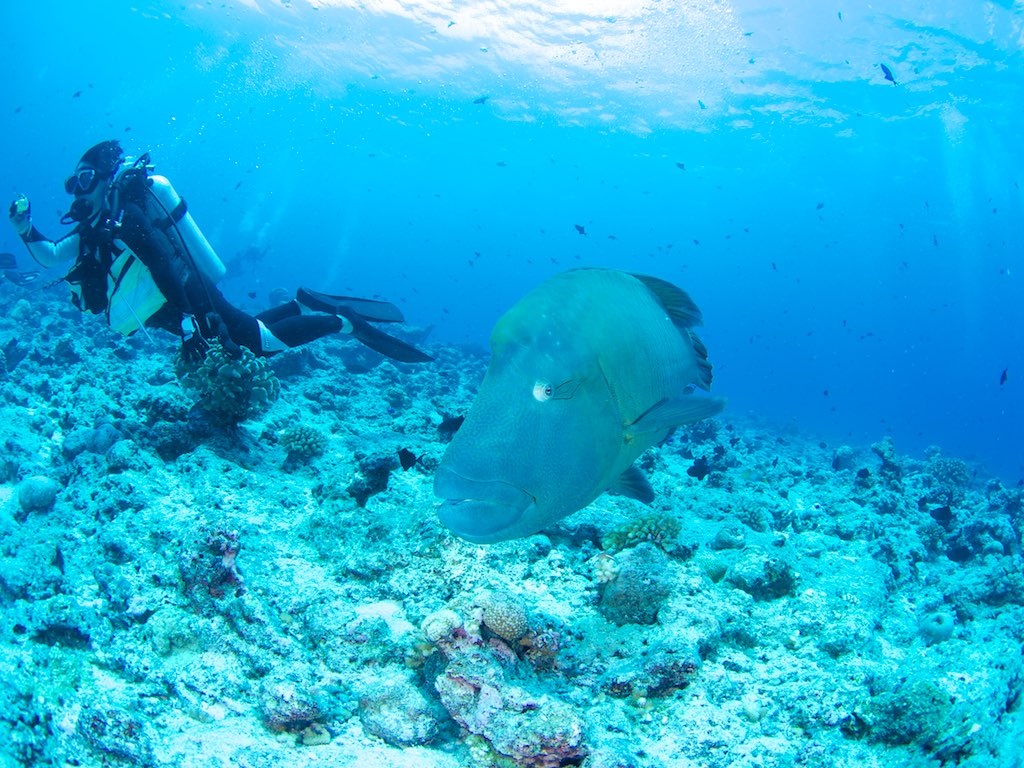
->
[434, 467, 535, 544]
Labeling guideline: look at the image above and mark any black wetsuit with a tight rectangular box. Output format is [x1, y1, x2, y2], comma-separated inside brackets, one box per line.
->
[100, 201, 342, 356]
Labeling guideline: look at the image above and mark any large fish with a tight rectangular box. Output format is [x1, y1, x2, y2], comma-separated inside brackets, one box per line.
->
[434, 268, 725, 543]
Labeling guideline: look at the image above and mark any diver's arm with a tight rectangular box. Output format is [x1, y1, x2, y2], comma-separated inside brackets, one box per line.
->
[8, 194, 79, 269]
[21, 228, 80, 269]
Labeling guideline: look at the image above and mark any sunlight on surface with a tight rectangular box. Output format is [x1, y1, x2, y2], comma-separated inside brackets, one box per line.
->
[190, 0, 1023, 131]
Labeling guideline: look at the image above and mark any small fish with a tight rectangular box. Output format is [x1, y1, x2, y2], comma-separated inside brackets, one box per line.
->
[698, 99, 707, 110]
[437, 413, 464, 442]
[1000, 368, 1008, 386]
[247, 291, 257, 299]
[398, 447, 418, 470]
[880, 63, 897, 85]
[932, 234, 939, 247]
[687, 456, 712, 481]
[447, 20, 455, 27]
[676, 162, 686, 171]
[72, 90, 82, 98]
[4, 270, 39, 286]
[574, 224, 586, 235]
[0, 252, 17, 270]
[838, 11, 843, 21]
[473, 95, 489, 105]
[816, 202, 825, 210]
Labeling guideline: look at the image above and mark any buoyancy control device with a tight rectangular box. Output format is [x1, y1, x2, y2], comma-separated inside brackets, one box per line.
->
[114, 154, 227, 284]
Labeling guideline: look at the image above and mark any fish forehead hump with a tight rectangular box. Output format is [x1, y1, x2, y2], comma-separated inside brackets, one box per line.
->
[492, 269, 702, 421]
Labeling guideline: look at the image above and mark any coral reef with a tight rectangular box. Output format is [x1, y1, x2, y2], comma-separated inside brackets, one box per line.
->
[279, 424, 328, 464]
[1, 284, 1023, 768]
[176, 344, 280, 424]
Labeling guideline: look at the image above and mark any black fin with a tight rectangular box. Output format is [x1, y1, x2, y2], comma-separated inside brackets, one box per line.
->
[297, 287, 405, 323]
[346, 315, 433, 363]
[608, 465, 655, 504]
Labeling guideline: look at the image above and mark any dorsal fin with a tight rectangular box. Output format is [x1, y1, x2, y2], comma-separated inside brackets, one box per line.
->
[631, 273, 702, 328]
[632, 273, 714, 390]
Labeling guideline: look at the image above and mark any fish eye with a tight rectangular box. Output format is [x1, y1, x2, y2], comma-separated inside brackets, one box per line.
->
[532, 381, 554, 401]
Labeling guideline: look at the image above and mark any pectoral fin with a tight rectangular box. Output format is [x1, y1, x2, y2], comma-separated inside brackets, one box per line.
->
[631, 395, 725, 435]
[608, 465, 655, 504]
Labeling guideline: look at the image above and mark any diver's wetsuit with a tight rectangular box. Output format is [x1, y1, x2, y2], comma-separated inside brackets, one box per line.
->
[119, 199, 344, 355]
[16, 140, 429, 363]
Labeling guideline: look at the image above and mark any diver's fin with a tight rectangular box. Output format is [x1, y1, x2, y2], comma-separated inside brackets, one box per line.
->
[297, 287, 405, 323]
[344, 314, 433, 363]
[4, 270, 40, 287]
[631, 395, 726, 435]
[608, 465, 655, 504]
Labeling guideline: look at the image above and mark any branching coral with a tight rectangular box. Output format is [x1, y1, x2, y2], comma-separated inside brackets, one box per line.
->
[176, 344, 280, 424]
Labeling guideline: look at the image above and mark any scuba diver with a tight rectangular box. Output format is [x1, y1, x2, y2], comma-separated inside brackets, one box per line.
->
[6, 140, 431, 364]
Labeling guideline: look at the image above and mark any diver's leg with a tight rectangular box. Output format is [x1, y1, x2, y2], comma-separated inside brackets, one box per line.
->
[261, 315, 344, 351]
[255, 300, 301, 325]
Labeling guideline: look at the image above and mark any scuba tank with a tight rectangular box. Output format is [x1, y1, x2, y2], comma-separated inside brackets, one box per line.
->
[146, 174, 227, 284]
[111, 154, 227, 284]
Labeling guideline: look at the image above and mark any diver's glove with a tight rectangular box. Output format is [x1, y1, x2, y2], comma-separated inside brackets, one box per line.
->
[204, 312, 242, 359]
[180, 314, 210, 363]
[8, 195, 31, 237]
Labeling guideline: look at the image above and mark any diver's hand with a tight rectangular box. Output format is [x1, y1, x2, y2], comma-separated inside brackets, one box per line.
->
[180, 314, 209, 363]
[204, 312, 242, 359]
[9, 195, 31, 237]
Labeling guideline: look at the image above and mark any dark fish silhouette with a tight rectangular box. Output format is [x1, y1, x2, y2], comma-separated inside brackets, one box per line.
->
[929, 505, 954, 529]
[4, 270, 39, 286]
[687, 456, 712, 481]
[676, 162, 686, 171]
[437, 414, 464, 442]
[574, 224, 586, 235]
[816, 202, 825, 210]
[398, 448, 417, 470]
[1000, 368, 1008, 386]
[72, 90, 82, 98]
[0, 253, 17, 270]
[698, 99, 707, 110]
[880, 63, 897, 85]
[473, 95, 489, 105]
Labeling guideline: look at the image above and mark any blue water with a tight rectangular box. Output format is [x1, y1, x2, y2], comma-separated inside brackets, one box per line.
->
[2, 0, 1022, 481]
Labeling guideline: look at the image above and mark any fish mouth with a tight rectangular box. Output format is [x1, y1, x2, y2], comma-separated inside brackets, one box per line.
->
[434, 467, 535, 544]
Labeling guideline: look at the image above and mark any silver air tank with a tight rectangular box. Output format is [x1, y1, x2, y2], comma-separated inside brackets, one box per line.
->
[148, 174, 227, 283]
